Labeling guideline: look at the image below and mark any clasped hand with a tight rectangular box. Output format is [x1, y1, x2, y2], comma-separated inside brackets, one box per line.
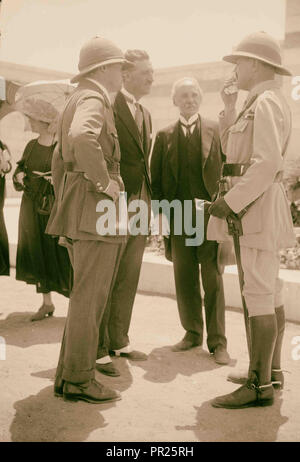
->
[208, 197, 233, 219]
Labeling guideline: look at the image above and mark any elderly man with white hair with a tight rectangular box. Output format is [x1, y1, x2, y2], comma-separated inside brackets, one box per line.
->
[151, 77, 230, 364]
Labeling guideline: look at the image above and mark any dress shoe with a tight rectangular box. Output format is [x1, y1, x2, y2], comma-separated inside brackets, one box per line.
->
[31, 303, 55, 321]
[96, 362, 121, 377]
[171, 338, 201, 352]
[109, 350, 147, 361]
[63, 378, 121, 404]
[212, 373, 274, 409]
[213, 345, 230, 365]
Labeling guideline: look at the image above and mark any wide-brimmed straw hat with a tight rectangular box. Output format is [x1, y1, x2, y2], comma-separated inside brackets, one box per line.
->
[15, 80, 75, 134]
[71, 36, 129, 83]
[223, 31, 292, 76]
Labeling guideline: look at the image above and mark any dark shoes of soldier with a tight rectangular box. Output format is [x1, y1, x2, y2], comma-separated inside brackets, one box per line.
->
[31, 303, 55, 321]
[227, 368, 284, 390]
[171, 338, 202, 352]
[62, 378, 121, 404]
[212, 373, 274, 409]
[271, 369, 284, 390]
[96, 362, 121, 377]
[212, 345, 230, 365]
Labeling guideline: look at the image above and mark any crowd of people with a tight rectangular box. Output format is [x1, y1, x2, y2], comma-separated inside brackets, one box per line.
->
[0, 30, 296, 410]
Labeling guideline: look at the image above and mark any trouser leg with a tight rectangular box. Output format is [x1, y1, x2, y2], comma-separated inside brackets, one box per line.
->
[107, 234, 147, 351]
[56, 240, 122, 384]
[171, 235, 203, 344]
[200, 246, 227, 352]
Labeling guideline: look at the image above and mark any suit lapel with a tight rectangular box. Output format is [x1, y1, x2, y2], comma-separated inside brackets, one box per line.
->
[166, 121, 180, 183]
[200, 116, 214, 168]
[114, 92, 144, 152]
[141, 106, 151, 155]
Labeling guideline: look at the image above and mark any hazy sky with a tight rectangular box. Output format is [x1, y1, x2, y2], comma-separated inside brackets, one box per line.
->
[0, 0, 286, 71]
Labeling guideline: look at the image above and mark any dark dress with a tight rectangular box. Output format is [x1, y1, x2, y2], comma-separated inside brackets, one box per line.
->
[0, 175, 10, 276]
[13, 139, 72, 296]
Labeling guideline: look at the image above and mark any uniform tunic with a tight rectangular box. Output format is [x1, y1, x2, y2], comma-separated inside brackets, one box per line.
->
[207, 80, 296, 316]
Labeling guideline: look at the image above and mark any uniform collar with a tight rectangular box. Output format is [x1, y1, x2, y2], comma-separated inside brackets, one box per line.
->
[247, 79, 280, 102]
[84, 78, 111, 103]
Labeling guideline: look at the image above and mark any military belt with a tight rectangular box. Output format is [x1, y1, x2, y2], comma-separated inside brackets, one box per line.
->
[63, 161, 120, 175]
[222, 163, 283, 183]
[222, 163, 250, 176]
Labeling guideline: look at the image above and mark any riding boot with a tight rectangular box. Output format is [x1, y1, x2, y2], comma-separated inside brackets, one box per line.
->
[227, 307, 285, 389]
[271, 305, 285, 389]
[212, 314, 277, 409]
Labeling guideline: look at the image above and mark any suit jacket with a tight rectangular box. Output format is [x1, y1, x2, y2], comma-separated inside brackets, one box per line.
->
[46, 79, 125, 242]
[151, 116, 222, 203]
[151, 116, 223, 262]
[114, 91, 152, 198]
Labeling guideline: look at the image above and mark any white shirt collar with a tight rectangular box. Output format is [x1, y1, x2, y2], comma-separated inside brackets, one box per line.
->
[121, 87, 137, 104]
[179, 113, 199, 126]
[84, 78, 111, 102]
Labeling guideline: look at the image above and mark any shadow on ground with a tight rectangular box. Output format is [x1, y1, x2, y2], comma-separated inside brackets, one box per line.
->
[0, 312, 65, 347]
[175, 391, 288, 442]
[133, 346, 237, 383]
[9, 385, 120, 442]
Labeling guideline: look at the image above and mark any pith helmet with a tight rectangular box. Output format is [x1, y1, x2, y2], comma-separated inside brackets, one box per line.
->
[223, 31, 292, 76]
[71, 36, 128, 83]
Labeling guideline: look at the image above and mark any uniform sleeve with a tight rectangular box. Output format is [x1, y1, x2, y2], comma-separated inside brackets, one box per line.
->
[224, 94, 285, 213]
[68, 95, 110, 192]
[51, 143, 65, 197]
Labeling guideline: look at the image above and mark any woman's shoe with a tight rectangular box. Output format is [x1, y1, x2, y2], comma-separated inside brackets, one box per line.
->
[31, 303, 55, 321]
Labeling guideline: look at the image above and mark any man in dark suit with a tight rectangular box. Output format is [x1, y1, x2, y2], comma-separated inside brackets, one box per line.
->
[46, 36, 129, 403]
[150, 77, 230, 364]
[96, 50, 154, 376]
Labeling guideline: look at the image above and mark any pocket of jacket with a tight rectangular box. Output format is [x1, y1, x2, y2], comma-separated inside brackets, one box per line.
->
[230, 118, 249, 133]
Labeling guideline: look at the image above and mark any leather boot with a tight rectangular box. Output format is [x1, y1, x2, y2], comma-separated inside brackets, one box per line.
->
[227, 307, 285, 389]
[271, 305, 285, 389]
[212, 314, 277, 409]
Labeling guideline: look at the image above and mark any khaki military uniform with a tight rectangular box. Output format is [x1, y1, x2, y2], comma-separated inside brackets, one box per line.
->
[47, 79, 126, 385]
[208, 80, 296, 316]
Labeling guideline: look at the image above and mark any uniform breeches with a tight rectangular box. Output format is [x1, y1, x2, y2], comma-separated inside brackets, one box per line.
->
[240, 247, 283, 317]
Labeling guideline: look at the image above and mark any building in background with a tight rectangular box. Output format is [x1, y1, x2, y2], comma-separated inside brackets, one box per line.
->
[0, 0, 299, 197]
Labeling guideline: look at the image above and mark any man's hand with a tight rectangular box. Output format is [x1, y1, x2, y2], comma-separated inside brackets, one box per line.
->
[103, 179, 120, 202]
[221, 75, 238, 109]
[208, 197, 233, 219]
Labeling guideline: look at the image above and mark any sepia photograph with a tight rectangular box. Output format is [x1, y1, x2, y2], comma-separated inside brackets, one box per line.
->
[0, 0, 299, 445]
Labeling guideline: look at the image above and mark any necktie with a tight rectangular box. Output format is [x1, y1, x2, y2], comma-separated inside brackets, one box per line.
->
[180, 120, 197, 139]
[135, 102, 144, 135]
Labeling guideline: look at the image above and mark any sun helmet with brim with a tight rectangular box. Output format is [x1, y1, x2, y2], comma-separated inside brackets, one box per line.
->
[71, 36, 131, 83]
[223, 31, 292, 76]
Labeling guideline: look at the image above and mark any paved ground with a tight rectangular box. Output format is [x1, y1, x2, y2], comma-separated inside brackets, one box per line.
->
[0, 270, 300, 442]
